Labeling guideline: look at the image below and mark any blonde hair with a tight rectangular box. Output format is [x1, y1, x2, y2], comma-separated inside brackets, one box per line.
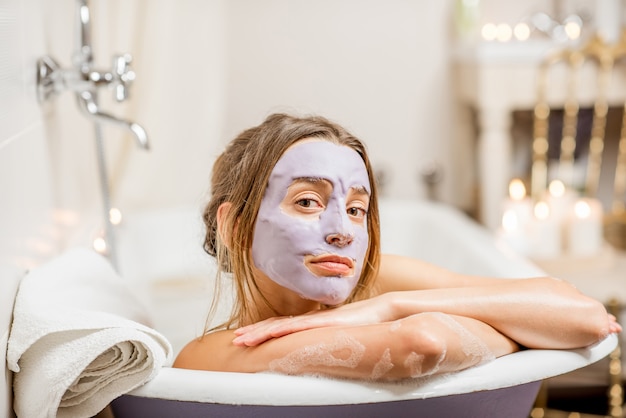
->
[203, 113, 380, 331]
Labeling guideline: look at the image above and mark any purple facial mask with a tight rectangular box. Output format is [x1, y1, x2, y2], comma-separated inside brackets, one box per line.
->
[252, 140, 371, 305]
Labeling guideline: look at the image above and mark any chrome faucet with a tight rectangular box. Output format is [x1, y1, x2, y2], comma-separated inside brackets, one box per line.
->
[36, 0, 149, 149]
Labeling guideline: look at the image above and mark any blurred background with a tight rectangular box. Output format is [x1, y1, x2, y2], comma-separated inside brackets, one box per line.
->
[0, 0, 621, 263]
[4, 0, 625, 265]
[2, 1, 626, 415]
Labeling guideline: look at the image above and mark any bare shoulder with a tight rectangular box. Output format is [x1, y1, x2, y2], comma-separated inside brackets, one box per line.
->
[376, 253, 459, 293]
[173, 330, 238, 371]
[377, 253, 505, 293]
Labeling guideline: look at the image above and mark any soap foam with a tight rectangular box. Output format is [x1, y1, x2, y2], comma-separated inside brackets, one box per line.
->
[269, 331, 366, 374]
[403, 351, 425, 378]
[370, 348, 394, 380]
[432, 312, 495, 365]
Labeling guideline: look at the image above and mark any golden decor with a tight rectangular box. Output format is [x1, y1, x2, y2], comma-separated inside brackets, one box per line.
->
[533, 31, 626, 245]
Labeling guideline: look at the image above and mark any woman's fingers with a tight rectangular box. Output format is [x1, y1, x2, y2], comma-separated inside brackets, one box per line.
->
[232, 296, 392, 346]
[232, 311, 344, 346]
[608, 314, 622, 334]
[232, 316, 310, 346]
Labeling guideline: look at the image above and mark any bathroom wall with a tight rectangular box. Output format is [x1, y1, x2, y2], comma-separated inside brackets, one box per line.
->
[98, 0, 468, 212]
[0, 0, 100, 269]
[1, 1, 560, 270]
[220, 0, 460, 202]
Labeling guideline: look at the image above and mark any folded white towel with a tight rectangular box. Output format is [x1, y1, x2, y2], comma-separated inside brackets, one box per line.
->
[7, 247, 173, 418]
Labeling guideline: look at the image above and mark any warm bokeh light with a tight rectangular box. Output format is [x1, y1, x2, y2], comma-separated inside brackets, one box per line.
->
[564, 21, 581, 40]
[109, 207, 123, 225]
[548, 179, 565, 198]
[513, 23, 531, 41]
[93, 237, 107, 254]
[508, 178, 527, 200]
[495, 23, 512, 42]
[534, 201, 551, 220]
[502, 209, 519, 232]
[574, 200, 591, 219]
[481, 23, 497, 41]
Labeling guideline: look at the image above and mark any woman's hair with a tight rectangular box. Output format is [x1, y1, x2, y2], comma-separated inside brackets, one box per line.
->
[202, 113, 381, 331]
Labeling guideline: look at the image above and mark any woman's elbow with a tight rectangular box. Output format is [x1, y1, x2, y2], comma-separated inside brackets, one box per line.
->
[545, 277, 614, 347]
[393, 314, 457, 378]
[577, 299, 613, 346]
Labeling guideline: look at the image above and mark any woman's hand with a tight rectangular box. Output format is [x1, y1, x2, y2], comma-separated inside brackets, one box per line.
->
[608, 314, 622, 335]
[232, 278, 623, 349]
[232, 293, 396, 347]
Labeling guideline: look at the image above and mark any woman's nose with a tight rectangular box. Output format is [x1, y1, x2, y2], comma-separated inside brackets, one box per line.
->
[325, 233, 354, 248]
[322, 198, 355, 247]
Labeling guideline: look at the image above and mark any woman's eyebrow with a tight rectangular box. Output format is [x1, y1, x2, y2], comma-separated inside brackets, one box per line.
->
[351, 185, 370, 196]
[291, 177, 331, 186]
[289, 178, 369, 196]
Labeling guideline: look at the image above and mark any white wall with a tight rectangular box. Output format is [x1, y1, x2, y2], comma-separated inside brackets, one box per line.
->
[220, 0, 458, 202]
[1, 0, 477, 271]
[0, 0, 98, 270]
[96, 0, 465, 211]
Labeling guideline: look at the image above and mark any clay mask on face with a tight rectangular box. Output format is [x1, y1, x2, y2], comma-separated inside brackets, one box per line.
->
[252, 140, 371, 305]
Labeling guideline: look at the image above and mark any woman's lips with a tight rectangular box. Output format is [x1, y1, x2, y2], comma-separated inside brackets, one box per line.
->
[304, 254, 355, 277]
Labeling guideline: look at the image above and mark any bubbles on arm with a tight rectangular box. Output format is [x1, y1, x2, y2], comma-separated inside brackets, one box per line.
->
[431, 312, 496, 365]
[370, 348, 394, 380]
[269, 331, 365, 375]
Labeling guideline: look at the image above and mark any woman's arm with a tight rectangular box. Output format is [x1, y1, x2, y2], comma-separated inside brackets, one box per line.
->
[377, 254, 617, 349]
[174, 313, 518, 381]
[233, 254, 619, 349]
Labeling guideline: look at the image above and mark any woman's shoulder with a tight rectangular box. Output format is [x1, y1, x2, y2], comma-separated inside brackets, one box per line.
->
[173, 329, 236, 370]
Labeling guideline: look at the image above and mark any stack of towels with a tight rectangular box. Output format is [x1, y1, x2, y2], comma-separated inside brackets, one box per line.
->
[7, 248, 173, 418]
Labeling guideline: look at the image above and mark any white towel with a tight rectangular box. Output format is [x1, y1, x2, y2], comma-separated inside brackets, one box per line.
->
[7, 247, 173, 418]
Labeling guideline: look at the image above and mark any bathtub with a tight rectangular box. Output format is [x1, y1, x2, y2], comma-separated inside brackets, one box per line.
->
[103, 199, 617, 418]
[0, 199, 617, 418]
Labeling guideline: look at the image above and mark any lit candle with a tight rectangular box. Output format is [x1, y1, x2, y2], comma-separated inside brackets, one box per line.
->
[566, 198, 604, 256]
[502, 179, 533, 230]
[498, 208, 529, 254]
[545, 179, 578, 227]
[528, 200, 562, 259]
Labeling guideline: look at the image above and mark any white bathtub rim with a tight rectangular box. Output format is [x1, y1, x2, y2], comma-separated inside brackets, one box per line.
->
[126, 334, 617, 406]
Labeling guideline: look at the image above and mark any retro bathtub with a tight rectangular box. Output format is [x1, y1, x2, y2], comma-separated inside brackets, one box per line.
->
[108, 199, 616, 417]
[1, 199, 617, 418]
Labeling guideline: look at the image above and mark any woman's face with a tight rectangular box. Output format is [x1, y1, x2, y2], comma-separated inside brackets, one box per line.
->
[252, 139, 371, 305]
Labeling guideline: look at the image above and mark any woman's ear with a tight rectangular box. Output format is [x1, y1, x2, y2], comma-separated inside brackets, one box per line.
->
[216, 202, 233, 249]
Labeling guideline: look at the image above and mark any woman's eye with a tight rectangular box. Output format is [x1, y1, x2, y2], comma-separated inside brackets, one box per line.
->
[347, 206, 367, 218]
[296, 198, 321, 209]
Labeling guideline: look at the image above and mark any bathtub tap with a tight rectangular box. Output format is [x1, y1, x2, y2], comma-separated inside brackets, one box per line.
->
[35, 0, 149, 270]
[35, 0, 149, 149]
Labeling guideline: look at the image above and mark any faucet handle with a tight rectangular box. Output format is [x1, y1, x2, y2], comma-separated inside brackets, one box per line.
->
[111, 53, 135, 102]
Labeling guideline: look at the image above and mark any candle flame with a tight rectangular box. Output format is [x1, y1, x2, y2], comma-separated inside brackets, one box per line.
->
[93, 237, 107, 254]
[502, 209, 519, 232]
[534, 201, 550, 220]
[548, 180, 565, 198]
[109, 207, 123, 225]
[508, 179, 526, 200]
[574, 200, 591, 219]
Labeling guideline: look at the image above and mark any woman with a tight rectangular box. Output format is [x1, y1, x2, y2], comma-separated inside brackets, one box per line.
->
[174, 113, 620, 381]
